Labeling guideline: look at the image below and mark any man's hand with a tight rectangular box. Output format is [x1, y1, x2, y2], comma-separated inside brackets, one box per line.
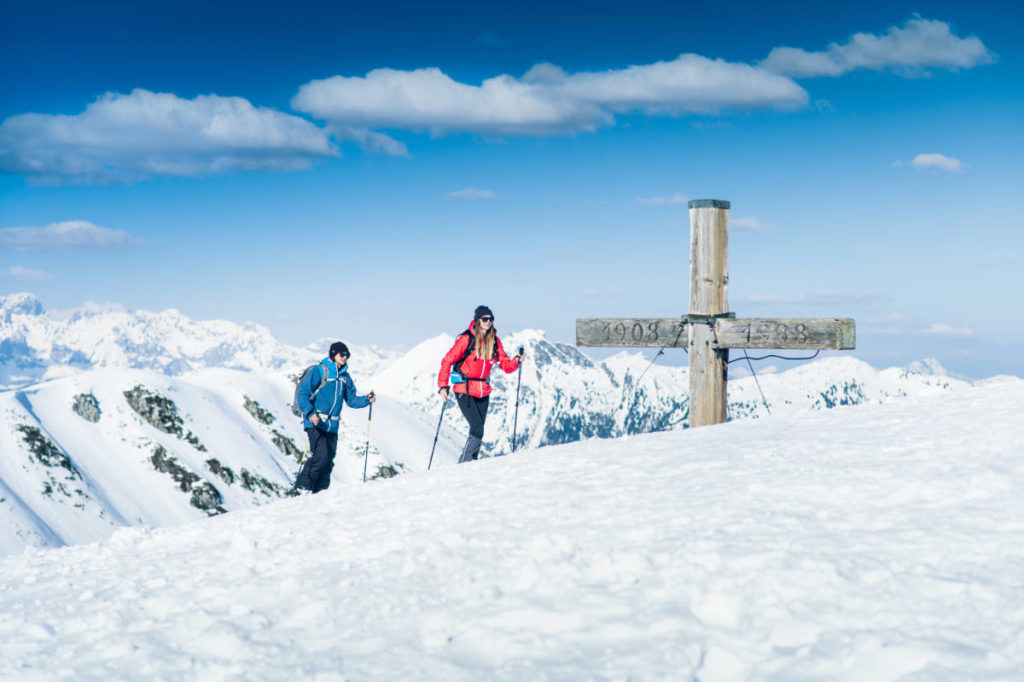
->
[439, 387, 449, 402]
[515, 353, 525, 364]
[309, 413, 321, 426]
[367, 391, 376, 404]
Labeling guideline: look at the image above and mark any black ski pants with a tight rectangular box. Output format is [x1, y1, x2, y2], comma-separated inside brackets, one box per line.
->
[296, 427, 338, 493]
[456, 393, 489, 463]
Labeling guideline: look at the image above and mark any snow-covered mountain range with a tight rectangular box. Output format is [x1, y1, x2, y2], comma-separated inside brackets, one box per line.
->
[0, 293, 1003, 556]
[0, 292, 400, 387]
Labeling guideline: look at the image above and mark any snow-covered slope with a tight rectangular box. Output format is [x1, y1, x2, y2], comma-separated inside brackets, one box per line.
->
[0, 293, 1004, 558]
[0, 368, 463, 556]
[2, 378, 1022, 680]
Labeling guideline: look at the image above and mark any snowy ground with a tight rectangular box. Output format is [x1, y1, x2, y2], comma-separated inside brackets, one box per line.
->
[1, 378, 1023, 681]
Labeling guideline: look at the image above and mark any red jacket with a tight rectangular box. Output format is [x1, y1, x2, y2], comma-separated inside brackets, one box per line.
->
[438, 322, 519, 398]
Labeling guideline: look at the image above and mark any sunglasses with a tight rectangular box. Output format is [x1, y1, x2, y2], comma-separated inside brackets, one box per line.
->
[479, 316, 494, 322]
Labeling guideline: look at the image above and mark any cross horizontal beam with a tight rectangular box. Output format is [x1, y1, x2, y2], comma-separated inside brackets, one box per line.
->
[576, 317, 855, 350]
[715, 317, 855, 350]
[576, 318, 687, 348]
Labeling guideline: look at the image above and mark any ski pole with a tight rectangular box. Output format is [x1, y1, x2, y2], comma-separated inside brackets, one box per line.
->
[362, 395, 374, 482]
[512, 346, 524, 453]
[291, 448, 309, 491]
[427, 396, 448, 470]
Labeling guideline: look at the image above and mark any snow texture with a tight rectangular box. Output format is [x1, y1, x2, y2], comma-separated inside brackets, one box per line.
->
[0, 293, 1010, 559]
[1, 379, 1022, 680]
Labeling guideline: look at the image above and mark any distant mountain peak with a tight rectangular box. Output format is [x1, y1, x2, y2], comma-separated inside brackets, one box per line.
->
[902, 358, 950, 377]
[0, 292, 45, 317]
[60, 301, 129, 321]
[0, 293, 403, 390]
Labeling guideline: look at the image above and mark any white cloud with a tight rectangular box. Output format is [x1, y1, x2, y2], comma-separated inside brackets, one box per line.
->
[746, 292, 888, 305]
[329, 125, 409, 157]
[923, 322, 975, 337]
[910, 153, 962, 172]
[760, 17, 994, 78]
[293, 67, 609, 137]
[731, 216, 775, 231]
[865, 316, 979, 338]
[635, 193, 688, 206]
[289, 19, 989, 144]
[0, 221, 143, 251]
[4, 266, 51, 279]
[447, 188, 497, 200]
[0, 89, 338, 183]
[864, 326, 907, 336]
[544, 55, 808, 115]
[292, 55, 807, 137]
[3, 18, 990, 179]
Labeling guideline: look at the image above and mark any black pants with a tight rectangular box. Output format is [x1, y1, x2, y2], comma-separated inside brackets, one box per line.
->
[456, 393, 489, 463]
[295, 427, 338, 493]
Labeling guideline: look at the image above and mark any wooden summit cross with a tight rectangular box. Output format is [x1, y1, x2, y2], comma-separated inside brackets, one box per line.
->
[576, 199, 855, 428]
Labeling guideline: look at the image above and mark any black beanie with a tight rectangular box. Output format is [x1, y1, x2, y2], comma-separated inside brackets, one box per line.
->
[474, 305, 494, 320]
[329, 341, 349, 359]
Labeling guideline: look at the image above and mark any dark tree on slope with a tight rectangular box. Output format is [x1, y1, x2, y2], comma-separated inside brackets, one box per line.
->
[243, 395, 275, 425]
[206, 458, 235, 485]
[150, 446, 225, 516]
[271, 430, 303, 462]
[369, 463, 405, 480]
[124, 385, 206, 451]
[72, 393, 101, 422]
[16, 424, 87, 501]
[239, 469, 288, 497]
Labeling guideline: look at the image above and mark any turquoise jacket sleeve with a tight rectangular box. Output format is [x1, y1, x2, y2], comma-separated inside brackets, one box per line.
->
[344, 375, 371, 409]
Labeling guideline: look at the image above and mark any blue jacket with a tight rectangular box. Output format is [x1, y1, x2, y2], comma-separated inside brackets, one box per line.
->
[297, 358, 370, 433]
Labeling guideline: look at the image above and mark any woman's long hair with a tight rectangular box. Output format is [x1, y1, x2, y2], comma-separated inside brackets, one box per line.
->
[473, 321, 496, 361]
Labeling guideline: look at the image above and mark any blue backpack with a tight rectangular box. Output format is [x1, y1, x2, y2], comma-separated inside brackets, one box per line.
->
[291, 361, 334, 417]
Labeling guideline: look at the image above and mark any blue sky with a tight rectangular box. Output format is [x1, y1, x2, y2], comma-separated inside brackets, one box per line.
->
[1, 0, 1021, 378]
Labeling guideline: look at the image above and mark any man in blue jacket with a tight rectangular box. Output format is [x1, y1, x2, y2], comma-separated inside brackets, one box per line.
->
[294, 341, 375, 493]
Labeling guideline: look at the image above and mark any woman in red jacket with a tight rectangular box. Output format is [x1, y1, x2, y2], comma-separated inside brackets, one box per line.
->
[438, 305, 523, 463]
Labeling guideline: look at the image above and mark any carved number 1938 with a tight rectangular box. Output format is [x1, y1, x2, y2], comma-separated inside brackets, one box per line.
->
[745, 322, 810, 344]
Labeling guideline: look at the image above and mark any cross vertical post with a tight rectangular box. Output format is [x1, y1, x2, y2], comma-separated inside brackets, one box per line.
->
[575, 197, 855, 431]
[688, 200, 730, 427]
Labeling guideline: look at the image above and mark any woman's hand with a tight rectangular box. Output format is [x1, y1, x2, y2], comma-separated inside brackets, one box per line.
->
[367, 391, 376, 404]
[310, 413, 321, 426]
[439, 387, 450, 402]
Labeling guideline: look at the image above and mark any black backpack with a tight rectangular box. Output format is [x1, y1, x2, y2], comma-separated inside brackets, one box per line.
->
[291, 361, 333, 418]
[453, 329, 497, 376]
